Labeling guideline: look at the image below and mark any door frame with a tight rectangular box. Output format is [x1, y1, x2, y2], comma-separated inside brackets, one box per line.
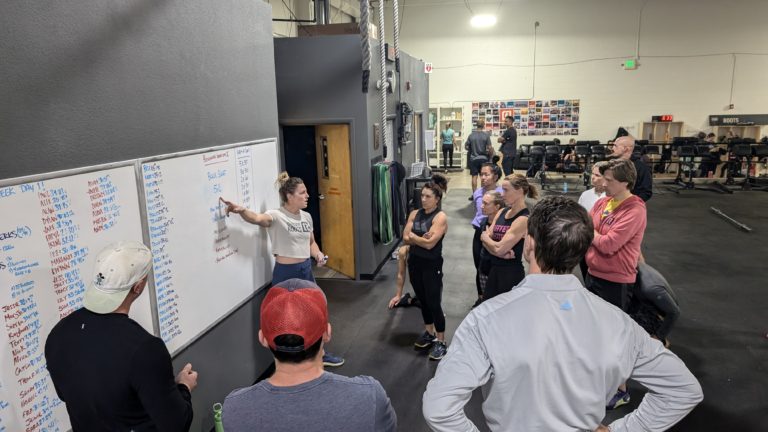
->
[279, 117, 359, 279]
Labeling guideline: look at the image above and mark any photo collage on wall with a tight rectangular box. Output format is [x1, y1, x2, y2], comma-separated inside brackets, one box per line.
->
[471, 99, 580, 137]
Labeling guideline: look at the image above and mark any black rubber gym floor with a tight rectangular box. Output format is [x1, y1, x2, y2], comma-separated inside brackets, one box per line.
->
[317, 185, 768, 431]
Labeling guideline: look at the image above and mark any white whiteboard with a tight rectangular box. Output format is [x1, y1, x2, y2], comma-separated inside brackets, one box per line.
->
[0, 165, 151, 432]
[141, 140, 279, 354]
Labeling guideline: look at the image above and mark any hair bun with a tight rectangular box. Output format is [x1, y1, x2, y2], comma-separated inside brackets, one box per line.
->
[431, 173, 449, 192]
[276, 171, 290, 185]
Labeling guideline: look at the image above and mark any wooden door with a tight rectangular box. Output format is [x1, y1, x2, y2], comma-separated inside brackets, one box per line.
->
[315, 125, 355, 278]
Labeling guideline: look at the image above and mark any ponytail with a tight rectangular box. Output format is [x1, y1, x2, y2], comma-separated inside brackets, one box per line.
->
[505, 173, 539, 199]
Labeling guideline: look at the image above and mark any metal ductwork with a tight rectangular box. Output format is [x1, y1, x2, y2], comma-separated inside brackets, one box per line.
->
[314, 0, 331, 25]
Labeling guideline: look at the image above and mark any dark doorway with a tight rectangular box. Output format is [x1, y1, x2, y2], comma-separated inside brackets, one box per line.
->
[282, 125, 322, 249]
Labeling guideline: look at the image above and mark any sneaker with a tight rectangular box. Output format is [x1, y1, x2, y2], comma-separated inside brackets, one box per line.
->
[322, 352, 345, 367]
[606, 389, 630, 410]
[468, 195, 474, 201]
[428, 341, 448, 360]
[414, 331, 436, 349]
[394, 293, 412, 308]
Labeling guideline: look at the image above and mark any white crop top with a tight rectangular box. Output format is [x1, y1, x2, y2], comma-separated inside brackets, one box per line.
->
[265, 208, 313, 259]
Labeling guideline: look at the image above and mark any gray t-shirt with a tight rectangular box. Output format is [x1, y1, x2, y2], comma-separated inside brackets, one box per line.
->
[223, 372, 396, 432]
[265, 207, 313, 258]
[465, 130, 492, 159]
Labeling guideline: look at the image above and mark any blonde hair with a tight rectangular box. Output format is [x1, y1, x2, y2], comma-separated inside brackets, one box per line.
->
[275, 171, 304, 204]
[483, 191, 504, 209]
[504, 173, 540, 199]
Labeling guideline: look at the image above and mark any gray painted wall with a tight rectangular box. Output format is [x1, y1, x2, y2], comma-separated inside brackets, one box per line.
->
[395, 52, 430, 169]
[1, 1, 279, 430]
[275, 35, 429, 278]
[275, 35, 387, 278]
[1, 0, 278, 179]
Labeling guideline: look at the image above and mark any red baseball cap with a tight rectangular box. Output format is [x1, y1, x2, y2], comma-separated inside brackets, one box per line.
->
[261, 279, 328, 352]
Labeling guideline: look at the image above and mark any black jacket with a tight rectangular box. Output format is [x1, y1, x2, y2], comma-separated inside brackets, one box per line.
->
[631, 154, 653, 202]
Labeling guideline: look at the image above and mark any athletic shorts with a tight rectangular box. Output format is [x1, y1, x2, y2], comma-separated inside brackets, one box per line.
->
[469, 157, 487, 175]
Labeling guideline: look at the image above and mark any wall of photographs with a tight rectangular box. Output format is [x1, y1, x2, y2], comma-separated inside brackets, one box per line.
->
[471, 99, 580, 137]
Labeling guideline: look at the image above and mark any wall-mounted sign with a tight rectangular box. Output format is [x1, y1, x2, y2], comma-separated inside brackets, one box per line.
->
[385, 43, 395, 62]
[652, 115, 673, 122]
[709, 114, 768, 126]
[424, 62, 433, 74]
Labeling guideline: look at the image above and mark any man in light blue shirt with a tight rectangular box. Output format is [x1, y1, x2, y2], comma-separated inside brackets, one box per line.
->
[423, 196, 702, 432]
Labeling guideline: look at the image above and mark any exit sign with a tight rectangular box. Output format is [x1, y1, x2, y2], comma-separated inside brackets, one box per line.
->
[623, 58, 638, 70]
[652, 115, 674, 122]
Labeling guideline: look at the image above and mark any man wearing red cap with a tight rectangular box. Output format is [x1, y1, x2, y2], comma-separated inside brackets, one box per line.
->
[222, 278, 396, 431]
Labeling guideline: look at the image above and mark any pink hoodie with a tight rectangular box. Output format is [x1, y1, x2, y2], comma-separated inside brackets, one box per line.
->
[586, 195, 647, 284]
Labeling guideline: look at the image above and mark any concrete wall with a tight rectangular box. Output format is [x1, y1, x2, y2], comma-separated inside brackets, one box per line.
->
[385, 0, 768, 142]
[1, 1, 279, 430]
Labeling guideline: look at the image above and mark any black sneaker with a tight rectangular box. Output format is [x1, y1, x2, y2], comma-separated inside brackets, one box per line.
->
[468, 195, 474, 201]
[414, 331, 436, 349]
[429, 341, 448, 360]
[395, 293, 412, 308]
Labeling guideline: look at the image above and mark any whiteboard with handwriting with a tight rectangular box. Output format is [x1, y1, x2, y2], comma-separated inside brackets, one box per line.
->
[141, 140, 278, 355]
[0, 165, 151, 432]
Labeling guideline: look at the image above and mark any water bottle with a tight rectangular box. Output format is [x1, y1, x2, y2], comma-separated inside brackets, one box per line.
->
[213, 403, 224, 432]
[563, 181, 568, 193]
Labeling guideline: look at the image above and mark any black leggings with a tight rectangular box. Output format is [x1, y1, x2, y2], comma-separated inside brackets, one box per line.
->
[484, 264, 525, 301]
[586, 274, 632, 312]
[472, 226, 483, 296]
[408, 255, 445, 333]
[442, 145, 454, 168]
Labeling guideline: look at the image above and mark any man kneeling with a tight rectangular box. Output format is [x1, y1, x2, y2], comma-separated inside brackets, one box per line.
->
[223, 278, 396, 432]
[423, 196, 702, 431]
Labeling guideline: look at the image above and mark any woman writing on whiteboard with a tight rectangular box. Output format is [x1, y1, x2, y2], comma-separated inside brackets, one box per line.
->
[219, 172, 344, 367]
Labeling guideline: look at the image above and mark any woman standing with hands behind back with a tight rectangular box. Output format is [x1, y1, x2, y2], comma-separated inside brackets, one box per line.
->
[219, 171, 344, 367]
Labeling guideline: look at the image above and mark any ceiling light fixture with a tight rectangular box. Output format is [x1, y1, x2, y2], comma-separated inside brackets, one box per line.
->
[470, 14, 497, 28]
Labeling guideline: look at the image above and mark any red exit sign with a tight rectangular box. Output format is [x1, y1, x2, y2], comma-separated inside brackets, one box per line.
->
[652, 115, 674, 122]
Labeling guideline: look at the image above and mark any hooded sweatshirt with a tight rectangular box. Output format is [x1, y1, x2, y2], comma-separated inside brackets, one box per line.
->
[586, 195, 647, 283]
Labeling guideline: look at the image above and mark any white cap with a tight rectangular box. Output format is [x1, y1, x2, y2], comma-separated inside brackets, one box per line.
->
[83, 241, 152, 314]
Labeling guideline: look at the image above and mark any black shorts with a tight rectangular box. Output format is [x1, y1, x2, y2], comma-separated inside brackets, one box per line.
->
[469, 157, 487, 175]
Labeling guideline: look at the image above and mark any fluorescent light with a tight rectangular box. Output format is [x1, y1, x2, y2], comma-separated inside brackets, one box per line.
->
[470, 14, 497, 28]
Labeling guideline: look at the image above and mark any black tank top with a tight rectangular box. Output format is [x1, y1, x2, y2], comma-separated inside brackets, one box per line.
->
[488, 207, 529, 266]
[410, 208, 444, 259]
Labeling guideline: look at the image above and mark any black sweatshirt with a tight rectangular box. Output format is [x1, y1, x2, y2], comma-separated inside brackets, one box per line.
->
[631, 155, 653, 202]
[45, 308, 193, 431]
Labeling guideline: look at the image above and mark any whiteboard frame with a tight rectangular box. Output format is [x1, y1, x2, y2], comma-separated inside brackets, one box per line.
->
[0, 158, 139, 188]
[135, 138, 277, 357]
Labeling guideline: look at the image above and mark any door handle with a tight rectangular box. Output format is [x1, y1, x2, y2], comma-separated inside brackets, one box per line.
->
[318, 194, 326, 200]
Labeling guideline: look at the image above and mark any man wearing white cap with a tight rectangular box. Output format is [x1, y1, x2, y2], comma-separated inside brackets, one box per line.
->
[45, 241, 198, 431]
